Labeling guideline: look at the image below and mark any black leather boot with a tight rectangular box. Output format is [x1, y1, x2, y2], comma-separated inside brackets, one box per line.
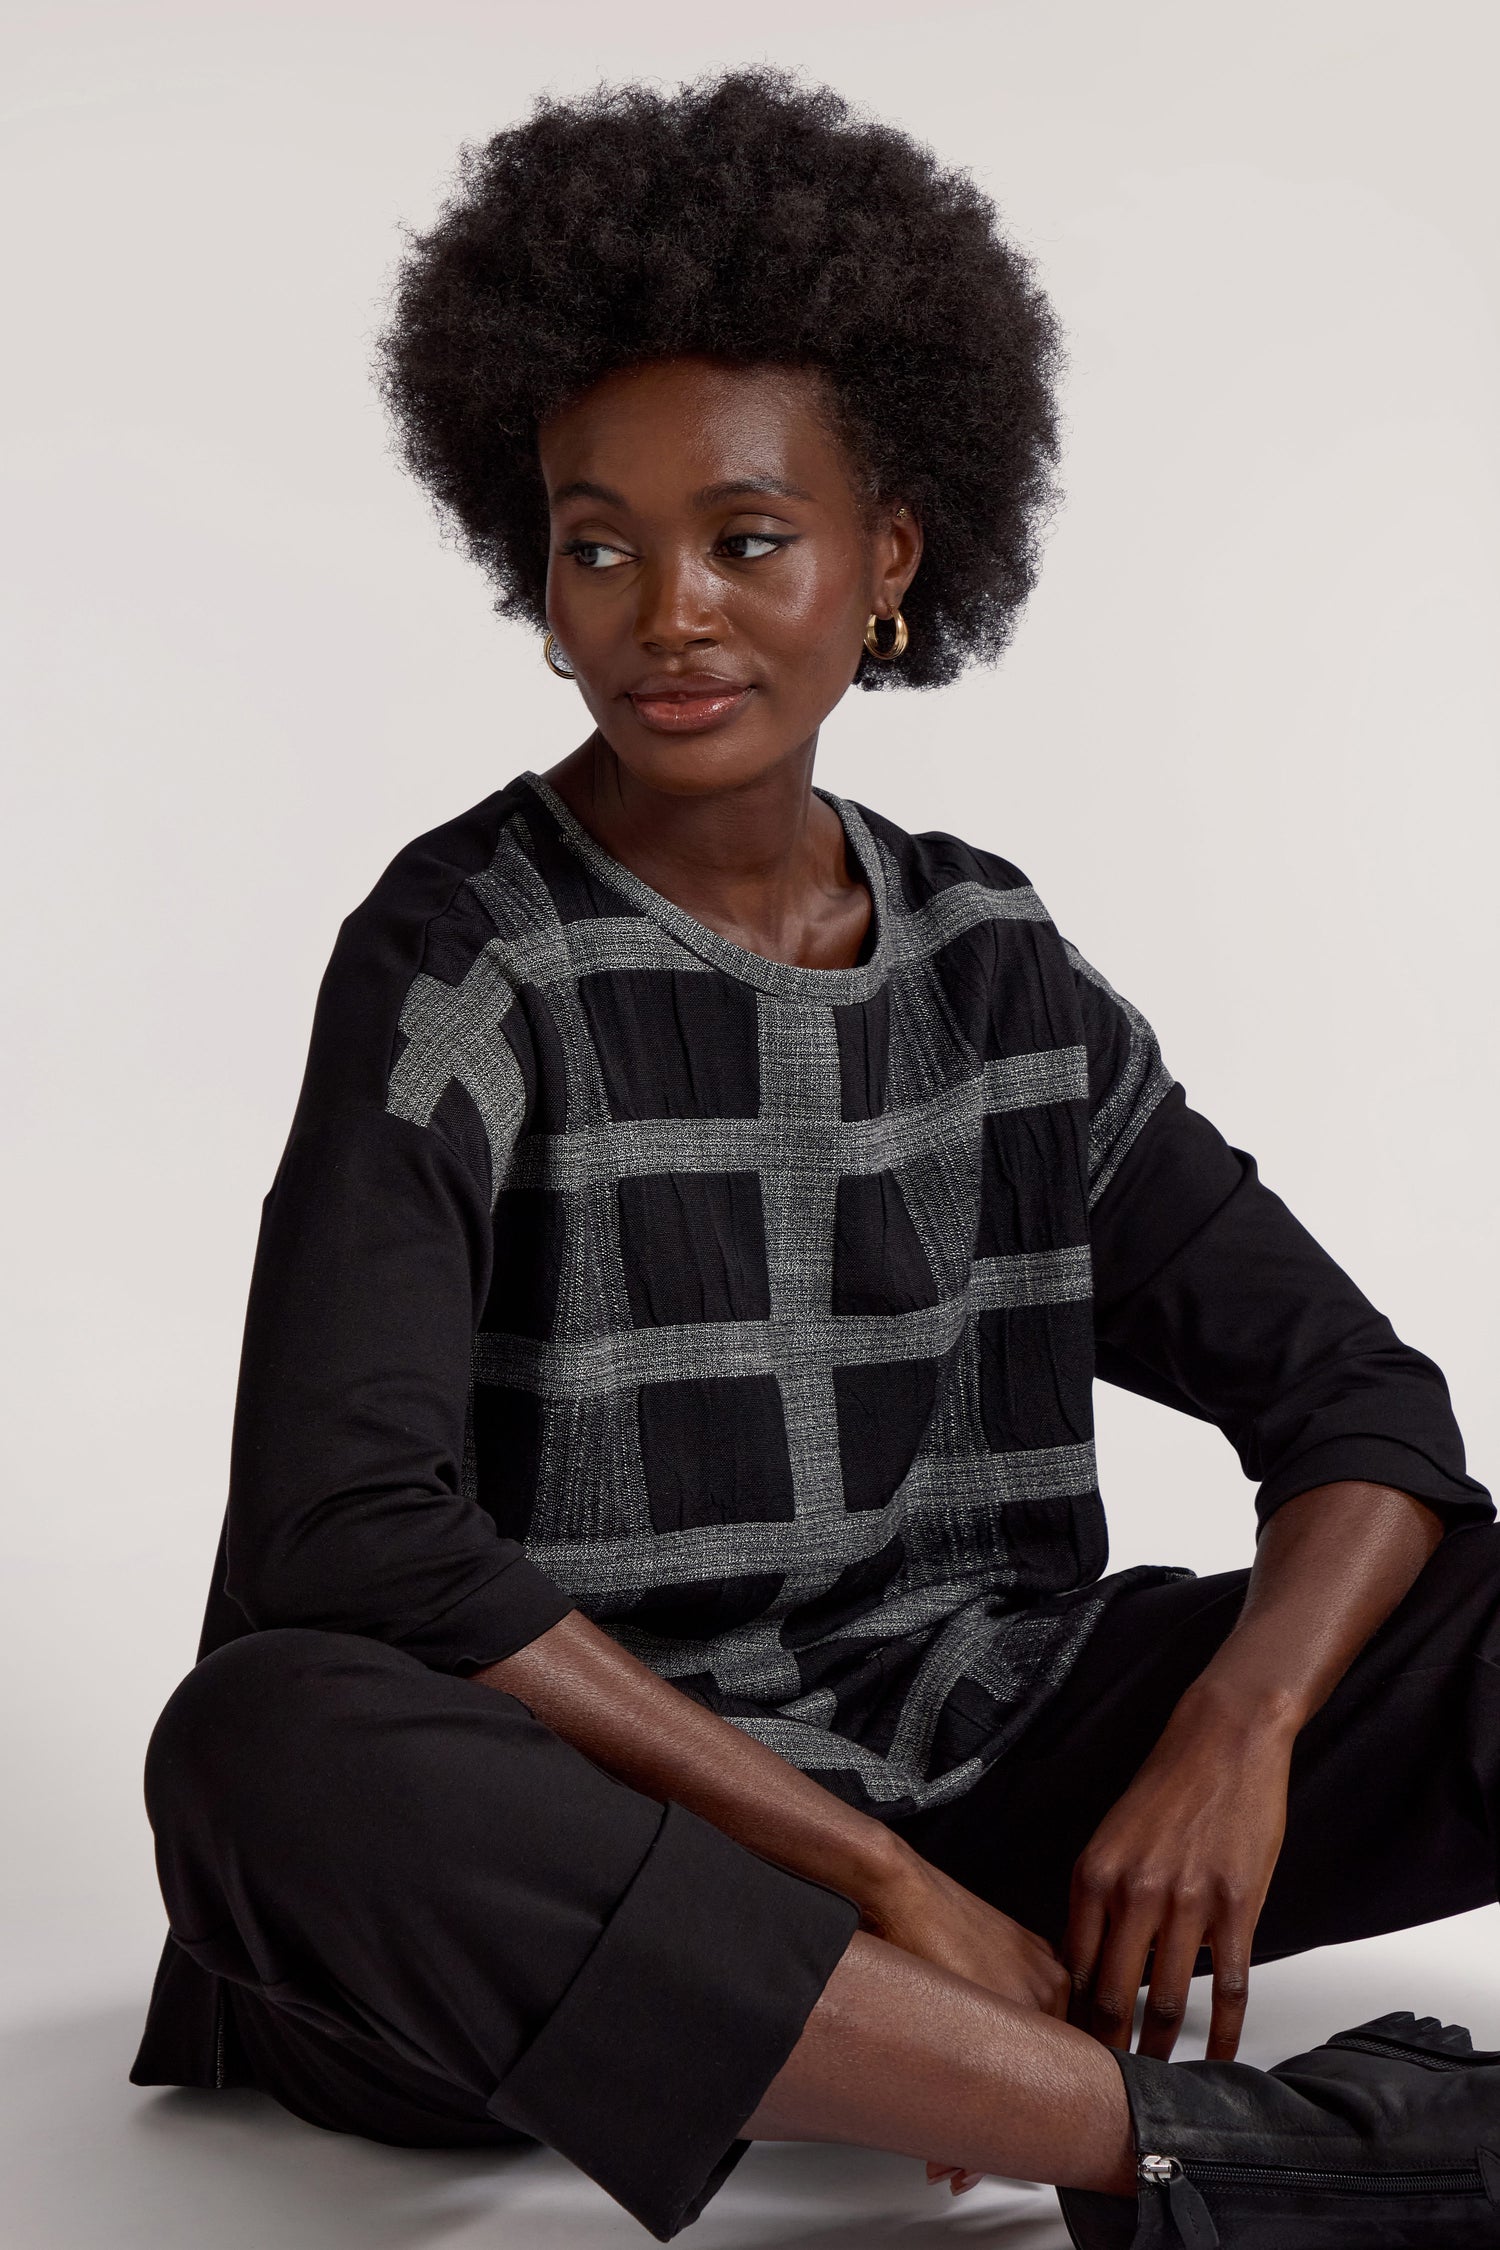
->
[1057, 2011, 1500, 2248]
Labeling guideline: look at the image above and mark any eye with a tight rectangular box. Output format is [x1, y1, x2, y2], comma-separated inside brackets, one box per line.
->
[560, 539, 634, 570]
[717, 532, 789, 561]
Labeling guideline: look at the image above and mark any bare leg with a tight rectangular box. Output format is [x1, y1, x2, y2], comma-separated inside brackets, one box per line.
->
[745, 1932, 1137, 2196]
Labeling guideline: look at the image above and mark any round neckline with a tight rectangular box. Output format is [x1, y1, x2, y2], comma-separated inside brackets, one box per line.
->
[520, 770, 892, 1005]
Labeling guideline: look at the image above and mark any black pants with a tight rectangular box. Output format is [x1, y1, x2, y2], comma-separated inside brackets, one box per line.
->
[140, 1524, 1500, 2240]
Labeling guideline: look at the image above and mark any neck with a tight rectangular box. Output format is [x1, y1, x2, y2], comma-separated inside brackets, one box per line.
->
[544, 731, 871, 971]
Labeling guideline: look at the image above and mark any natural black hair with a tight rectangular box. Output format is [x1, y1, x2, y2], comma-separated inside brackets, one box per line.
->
[378, 69, 1062, 689]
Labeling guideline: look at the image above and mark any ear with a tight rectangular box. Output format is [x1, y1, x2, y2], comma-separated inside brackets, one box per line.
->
[869, 501, 923, 620]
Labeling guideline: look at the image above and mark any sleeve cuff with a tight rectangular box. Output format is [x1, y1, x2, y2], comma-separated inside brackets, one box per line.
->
[396, 1551, 576, 1672]
[1256, 1437, 1495, 1533]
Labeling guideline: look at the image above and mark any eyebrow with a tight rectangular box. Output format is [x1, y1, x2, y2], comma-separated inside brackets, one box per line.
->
[691, 477, 814, 507]
[549, 476, 814, 510]
[549, 479, 628, 508]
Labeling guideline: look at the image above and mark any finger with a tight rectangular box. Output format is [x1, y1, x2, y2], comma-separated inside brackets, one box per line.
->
[1205, 1921, 1253, 2063]
[926, 2162, 982, 2195]
[1088, 1904, 1159, 2050]
[1062, 1877, 1109, 2027]
[1136, 1906, 1208, 2061]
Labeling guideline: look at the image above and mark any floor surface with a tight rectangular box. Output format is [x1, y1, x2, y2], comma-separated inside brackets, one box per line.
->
[8, 1911, 1498, 2250]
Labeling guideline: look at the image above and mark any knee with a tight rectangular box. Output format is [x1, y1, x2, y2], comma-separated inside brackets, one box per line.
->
[144, 1628, 410, 1831]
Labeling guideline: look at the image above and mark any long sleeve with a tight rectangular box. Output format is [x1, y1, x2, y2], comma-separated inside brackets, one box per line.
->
[1089, 1083, 1492, 1531]
[218, 793, 573, 1671]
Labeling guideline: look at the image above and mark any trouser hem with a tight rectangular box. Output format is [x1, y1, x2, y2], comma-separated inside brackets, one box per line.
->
[489, 1799, 858, 2240]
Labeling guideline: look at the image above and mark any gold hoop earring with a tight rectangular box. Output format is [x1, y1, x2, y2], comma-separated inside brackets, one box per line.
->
[863, 610, 909, 661]
[543, 632, 574, 680]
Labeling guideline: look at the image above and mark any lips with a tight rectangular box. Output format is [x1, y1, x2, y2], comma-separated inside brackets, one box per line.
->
[627, 675, 753, 734]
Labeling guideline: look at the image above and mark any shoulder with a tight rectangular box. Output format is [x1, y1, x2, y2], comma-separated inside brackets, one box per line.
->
[850, 800, 1040, 914]
[334, 778, 534, 988]
[850, 800, 1172, 1153]
[295, 779, 541, 1125]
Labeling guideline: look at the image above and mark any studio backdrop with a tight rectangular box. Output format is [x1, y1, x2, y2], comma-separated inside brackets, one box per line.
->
[3, 0, 1496, 2033]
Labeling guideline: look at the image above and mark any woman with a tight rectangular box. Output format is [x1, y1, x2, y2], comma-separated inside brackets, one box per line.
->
[133, 71, 1500, 2246]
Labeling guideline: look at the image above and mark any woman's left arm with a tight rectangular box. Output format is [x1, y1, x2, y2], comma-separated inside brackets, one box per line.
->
[1064, 1476, 1441, 2063]
[1067, 1062, 1492, 2063]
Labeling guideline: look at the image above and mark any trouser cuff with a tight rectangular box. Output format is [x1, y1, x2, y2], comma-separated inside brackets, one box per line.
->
[489, 1800, 858, 2239]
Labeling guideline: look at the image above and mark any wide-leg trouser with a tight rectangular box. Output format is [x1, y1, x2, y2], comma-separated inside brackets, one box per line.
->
[139, 1628, 859, 2240]
[138, 1523, 1500, 2238]
[902, 1519, 1500, 1957]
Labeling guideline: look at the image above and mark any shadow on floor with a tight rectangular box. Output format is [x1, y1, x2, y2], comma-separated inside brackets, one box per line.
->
[9, 1919, 1500, 2250]
[1, 2005, 1071, 2250]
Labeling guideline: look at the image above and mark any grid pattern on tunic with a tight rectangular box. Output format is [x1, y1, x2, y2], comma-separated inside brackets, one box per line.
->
[386, 775, 1174, 1812]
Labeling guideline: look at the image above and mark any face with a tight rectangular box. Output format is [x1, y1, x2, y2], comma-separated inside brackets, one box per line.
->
[537, 357, 921, 795]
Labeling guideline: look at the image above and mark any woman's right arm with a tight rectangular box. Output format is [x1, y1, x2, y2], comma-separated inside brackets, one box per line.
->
[232, 1099, 1060, 2008]
[478, 1609, 1069, 2017]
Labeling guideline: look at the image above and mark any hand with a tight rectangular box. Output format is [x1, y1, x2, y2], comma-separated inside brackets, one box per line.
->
[862, 1836, 1071, 2019]
[1064, 1691, 1295, 2061]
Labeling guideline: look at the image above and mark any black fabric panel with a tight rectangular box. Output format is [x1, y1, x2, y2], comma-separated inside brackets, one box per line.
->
[1002, 1491, 1110, 1601]
[854, 803, 1031, 914]
[579, 970, 761, 1121]
[602, 1574, 786, 1641]
[831, 1171, 940, 1315]
[833, 1358, 944, 1511]
[977, 1302, 1096, 1455]
[471, 1385, 545, 1543]
[929, 921, 1077, 1063]
[929, 1669, 1008, 1771]
[637, 1375, 796, 1530]
[429, 1079, 494, 1203]
[503, 988, 569, 1136]
[617, 1173, 772, 1327]
[780, 1536, 908, 1647]
[976, 1104, 1092, 1255]
[793, 1635, 926, 1758]
[483, 1190, 567, 1339]
[420, 878, 503, 988]
[524, 801, 643, 924]
[833, 988, 890, 1121]
[1074, 961, 1140, 1117]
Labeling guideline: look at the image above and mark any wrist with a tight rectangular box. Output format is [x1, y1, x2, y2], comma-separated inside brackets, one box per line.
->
[1168, 1671, 1306, 1753]
[838, 1820, 923, 1924]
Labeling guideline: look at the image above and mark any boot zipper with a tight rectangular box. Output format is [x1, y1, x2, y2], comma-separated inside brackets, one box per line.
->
[1185, 2157, 1483, 2192]
[1136, 2156, 1219, 2247]
[1140, 2146, 1484, 2208]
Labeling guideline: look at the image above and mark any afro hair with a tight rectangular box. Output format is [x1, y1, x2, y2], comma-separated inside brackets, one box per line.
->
[378, 69, 1062, 689]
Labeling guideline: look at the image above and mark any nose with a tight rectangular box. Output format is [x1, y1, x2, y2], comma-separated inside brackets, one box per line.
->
[635, 545, 721, 655]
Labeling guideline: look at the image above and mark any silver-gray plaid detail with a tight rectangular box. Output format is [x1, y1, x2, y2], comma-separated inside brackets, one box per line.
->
[388, 776, 1173, 1813]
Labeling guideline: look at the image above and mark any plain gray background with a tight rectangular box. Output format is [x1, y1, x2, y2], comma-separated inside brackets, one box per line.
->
[4, 1, 1498, 2242]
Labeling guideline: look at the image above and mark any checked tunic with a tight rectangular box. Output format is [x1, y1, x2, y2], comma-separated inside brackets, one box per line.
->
[201, 773, 1488, 1816]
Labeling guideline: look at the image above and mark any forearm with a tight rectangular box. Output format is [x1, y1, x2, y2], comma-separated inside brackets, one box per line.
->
[1169, 1479, 1444, 1746]
[1065, 1481, 1446, 2056]
[475, 1610, 909, 1912]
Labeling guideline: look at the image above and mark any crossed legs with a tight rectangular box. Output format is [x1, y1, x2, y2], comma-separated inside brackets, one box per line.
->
[142, 1529, 1500, 2237]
